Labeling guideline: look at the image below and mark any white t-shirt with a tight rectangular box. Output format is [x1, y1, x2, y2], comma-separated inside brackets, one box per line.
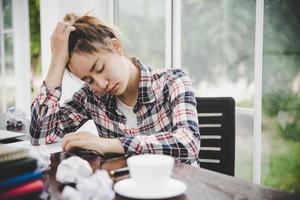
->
[116, 98, 137, 128]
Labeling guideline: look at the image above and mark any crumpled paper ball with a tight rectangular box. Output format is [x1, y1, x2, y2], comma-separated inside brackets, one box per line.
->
[56, 156, 115, 200]
[56, 156, 93, 183]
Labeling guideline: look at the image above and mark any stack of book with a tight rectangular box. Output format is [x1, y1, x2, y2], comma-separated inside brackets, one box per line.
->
[0, 144, 44, 199]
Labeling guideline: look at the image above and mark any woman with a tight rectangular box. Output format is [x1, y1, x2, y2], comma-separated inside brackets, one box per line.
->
[30, 13, 200, 166]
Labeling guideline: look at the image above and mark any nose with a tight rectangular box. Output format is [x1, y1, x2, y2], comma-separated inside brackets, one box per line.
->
[91, 74, 109, 90]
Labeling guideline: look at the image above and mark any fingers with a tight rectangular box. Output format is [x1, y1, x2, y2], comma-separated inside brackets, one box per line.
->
[61, 132, 80, 151]
[49, 21, 76, 70]
[57, 22, 66, 31]
[52, 21, 76, 38]
[61, 132, 97, 151]
[64, 25, 76, 34]
[52, 22, 65, 35]
[64, 140, 87, 152]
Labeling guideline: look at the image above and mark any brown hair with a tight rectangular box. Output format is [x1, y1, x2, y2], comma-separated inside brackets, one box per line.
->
[63, 12, 122, 55]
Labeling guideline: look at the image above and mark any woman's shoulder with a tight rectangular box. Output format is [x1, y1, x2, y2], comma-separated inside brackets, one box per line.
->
[71, 84, 98, 101]
[152, 67, 189, 84]
[149, 67, 192, 99]
[74, 84, 92, 96]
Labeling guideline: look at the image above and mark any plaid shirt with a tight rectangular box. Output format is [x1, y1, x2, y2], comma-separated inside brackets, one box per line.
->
[30, 58, 200, 165]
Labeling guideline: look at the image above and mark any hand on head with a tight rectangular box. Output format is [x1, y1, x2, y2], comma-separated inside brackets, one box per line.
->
[50, 21, 76, 67]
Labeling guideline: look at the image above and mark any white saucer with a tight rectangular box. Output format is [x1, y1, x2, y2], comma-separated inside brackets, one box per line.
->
[114, 178, 187, 199]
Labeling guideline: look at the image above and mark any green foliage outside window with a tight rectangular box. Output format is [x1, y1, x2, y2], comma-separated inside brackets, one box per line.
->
[262, 0, 300, 193]
[29, 0, 41, 76]
[3, 0, 12, 29]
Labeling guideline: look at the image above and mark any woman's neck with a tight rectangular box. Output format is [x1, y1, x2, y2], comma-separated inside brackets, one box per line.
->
[117, 58, 140, 107]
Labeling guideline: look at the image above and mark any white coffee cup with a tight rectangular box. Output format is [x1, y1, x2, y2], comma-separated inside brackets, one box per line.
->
[127, 154, 175, 191]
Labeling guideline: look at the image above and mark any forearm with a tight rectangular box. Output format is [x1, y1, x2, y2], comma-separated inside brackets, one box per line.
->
[30, 100, 63, 145]
[119, 127, 200, 160]
[30, 85, 89, 145]
[44, 58, 65, 90]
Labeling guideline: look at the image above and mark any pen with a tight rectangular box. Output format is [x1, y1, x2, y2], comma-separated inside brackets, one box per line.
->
[109, 167, 129, 177]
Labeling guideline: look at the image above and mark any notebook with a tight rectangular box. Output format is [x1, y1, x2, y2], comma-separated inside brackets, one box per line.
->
[0, 130, 26, 141]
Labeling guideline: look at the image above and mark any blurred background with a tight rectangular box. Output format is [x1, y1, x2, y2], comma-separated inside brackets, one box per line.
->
[0, 0, 299, 193]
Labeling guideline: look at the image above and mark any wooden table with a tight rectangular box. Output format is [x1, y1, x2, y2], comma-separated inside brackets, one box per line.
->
[43, 151, 299, 200]
[0, 113, 299, 199]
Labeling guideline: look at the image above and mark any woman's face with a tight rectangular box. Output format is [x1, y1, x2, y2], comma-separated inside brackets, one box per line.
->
[68, 49, 130, 96]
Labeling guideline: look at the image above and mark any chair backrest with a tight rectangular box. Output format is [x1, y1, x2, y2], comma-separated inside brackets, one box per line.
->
[196, 97, 235, 176]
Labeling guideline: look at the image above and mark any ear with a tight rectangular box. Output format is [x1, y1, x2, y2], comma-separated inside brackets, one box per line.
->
[111, 38, 124, 56]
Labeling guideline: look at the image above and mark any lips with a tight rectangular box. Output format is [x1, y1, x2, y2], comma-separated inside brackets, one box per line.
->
[108, 84, 118, 93]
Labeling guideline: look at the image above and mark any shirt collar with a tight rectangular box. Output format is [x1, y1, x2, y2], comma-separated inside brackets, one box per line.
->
[131, 57, 155, 105]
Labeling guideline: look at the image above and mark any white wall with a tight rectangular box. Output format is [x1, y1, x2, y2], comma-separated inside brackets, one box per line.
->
[40, 0, 111, 133]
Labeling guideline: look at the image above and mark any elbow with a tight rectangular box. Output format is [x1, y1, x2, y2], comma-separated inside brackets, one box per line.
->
[28, 130, 40, 146]
[29, 124, 41, 146]
[186, 127, 201, 160]
[188, 136, 200, 160]
[177, 127, 200, 160]
[28, 133, 40, 146]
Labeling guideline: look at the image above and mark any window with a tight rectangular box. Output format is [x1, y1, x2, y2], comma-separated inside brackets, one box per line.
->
[262, 0, 300, 193]
[115, 0, 166, 68]
[0, 0, 15, 112]
[181, 0, 256, 181]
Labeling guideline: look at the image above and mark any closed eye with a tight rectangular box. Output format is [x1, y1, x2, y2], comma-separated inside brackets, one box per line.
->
[97, 64, 104, 73]
[88, 79, 94, 84]
[83, 77, 93, 84]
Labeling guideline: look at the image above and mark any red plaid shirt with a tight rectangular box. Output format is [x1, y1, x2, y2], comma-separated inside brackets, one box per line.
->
[30, 58, 200, 165]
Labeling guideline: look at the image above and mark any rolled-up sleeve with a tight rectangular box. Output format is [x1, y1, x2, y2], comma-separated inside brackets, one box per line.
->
[29, 82, 90, 145]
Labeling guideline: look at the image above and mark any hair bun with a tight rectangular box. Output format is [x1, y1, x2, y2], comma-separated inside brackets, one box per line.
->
[63, 13, 78, 25]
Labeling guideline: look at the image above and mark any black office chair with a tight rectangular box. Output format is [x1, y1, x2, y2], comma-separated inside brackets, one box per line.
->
[196, 97, 235, 176]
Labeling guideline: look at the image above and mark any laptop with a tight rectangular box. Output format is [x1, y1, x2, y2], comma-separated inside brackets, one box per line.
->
[0, 130, 26, 141]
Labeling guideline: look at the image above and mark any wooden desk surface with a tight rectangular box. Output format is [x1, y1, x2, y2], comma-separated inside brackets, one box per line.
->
[0, 113, 299, 200]
[44, 152, 299, 200]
